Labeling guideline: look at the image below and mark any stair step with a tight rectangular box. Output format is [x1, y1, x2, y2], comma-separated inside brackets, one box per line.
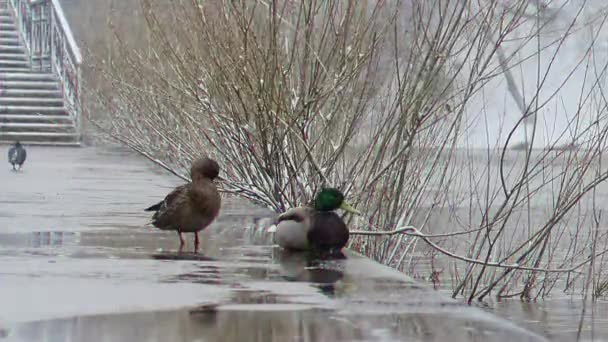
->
[0, 64, 51, 74]
[0, 28, 18, 33]
[0, 59, 28, 68]
[0, 111, 68, 117]
[0, 97, 64, 106]
[0, 105, 66, 115]
[0, 131, 78, 137]
[0, 53, 28, 61]
[0, 122, 75, 132]
[0, 140, 81, 147]
[0, 37, 19, 46]
[0, 44, 23, 53]
[0, 131, 80, 143]
[0, 23, 16, 30]
[0, 67, 30, 73]
[0, 89, 62, 98]
[0, 16, 13, 24]
[0, 114, 71, 123]
[0, 31, 18, 39]
[0, 80, 59, 90]
[1, 72, 56, 81]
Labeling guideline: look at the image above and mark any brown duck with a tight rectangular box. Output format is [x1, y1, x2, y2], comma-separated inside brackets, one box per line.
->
[145, 157, 221, 252]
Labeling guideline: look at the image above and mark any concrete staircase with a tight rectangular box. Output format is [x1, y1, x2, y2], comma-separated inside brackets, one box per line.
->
[0, 7, 79, 146]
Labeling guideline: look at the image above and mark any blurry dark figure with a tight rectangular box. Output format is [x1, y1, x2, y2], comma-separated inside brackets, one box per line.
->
[8, 141, 26, 171]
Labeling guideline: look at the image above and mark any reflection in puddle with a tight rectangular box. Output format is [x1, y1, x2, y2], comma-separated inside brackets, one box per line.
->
[275, 248, 346, 298]
[31, 232, 77, 248]
[6, 306, 545, 342]
[0, 231, 79, 249]
[231, 290, 285, 305]
[162, 264, 223, 286]
[150, 251, 216, 261]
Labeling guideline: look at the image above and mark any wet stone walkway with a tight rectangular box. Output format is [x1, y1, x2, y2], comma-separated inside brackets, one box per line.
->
[0, 146, 547, 342]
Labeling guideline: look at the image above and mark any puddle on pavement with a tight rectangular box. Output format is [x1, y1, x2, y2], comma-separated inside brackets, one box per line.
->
[0, 146, 555, 341]
[0, 226, 545, 341]
[0, 223, 551, 341]
[2, 306, 546, 342]
[150, 252, 217, 261]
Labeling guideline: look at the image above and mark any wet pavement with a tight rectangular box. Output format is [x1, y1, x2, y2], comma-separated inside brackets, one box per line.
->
[0, 146, 548, 341]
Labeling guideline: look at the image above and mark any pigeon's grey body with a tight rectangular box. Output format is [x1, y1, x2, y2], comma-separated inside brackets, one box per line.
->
[8, 142, 26, 170]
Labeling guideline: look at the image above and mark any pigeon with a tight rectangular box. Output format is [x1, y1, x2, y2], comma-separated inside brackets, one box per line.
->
[8, 141, 26, 171]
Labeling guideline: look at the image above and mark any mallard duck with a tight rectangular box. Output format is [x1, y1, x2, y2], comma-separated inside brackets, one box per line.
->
[145, 157, 221, 252]
[274, 188, 360, 253]
[8, 141, 26, 171]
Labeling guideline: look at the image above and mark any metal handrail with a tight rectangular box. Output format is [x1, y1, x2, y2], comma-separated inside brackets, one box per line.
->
[7, 0, 82, 137]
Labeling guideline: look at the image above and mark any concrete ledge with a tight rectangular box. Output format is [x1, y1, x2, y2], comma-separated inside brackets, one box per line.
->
[0, 146, 547, 342]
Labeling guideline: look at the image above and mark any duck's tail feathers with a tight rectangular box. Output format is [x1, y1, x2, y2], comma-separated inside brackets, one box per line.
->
[145, 201, 163, 211]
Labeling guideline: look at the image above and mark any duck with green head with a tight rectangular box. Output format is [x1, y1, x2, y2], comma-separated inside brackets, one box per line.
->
[274, 188, 360, 252]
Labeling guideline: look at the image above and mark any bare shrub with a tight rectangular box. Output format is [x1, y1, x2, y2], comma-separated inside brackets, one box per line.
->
[88, 0, 608, 303]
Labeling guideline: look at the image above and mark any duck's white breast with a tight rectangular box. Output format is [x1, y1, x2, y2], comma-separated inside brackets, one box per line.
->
[275, 221, 309, 250]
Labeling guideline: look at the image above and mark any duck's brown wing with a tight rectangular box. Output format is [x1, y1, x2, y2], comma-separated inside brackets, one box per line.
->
[146, 184, 190, 227]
